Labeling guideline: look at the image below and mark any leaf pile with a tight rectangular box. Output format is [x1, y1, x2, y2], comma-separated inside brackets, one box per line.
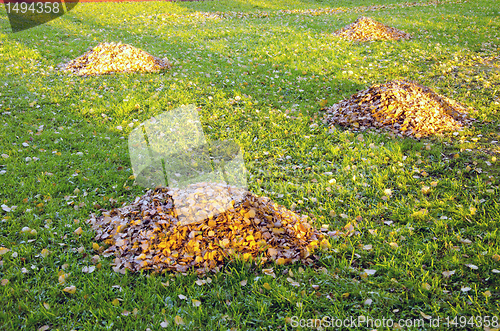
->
[87, 184, 327, 274]
[324, 80, 474, 138]
[333, 16, 411, 41]
[64, 42, 172, 76]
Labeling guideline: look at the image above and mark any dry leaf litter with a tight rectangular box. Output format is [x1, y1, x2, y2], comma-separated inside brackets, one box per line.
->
[324, 80, 474, 138]
[87, 183, 328, 274]
[334, 16, 411, 41]
[64, 42, 172, 76]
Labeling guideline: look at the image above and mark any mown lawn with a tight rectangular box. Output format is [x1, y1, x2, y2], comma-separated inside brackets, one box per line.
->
[0, 0, 499, 329]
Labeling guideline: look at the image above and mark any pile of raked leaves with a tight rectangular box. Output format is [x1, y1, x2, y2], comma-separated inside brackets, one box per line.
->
[334, 16, 411, 41]
[324, 80, 474, 138]
[87, 183, 329, 274]
[64, 42, 172, 76]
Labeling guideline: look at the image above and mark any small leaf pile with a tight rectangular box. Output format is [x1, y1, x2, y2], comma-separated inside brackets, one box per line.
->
[324, 80, 474, 138]
[333, 16, 411, 41]
[87, 184, 327, 274]
[64, 42, 172, 76]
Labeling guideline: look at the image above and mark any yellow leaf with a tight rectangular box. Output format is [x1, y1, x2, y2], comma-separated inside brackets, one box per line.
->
[493, 254, 500, 262]
[92, 243, 100, 251]
[422, 283, 431, 290]
[421, 186, 431, 195]
[43, 302, 50, 310]
[58, 274, 67, 285]
[41, 248, 49, 258]
[484, 290, 492, 298]
[0, 247, 10, 255]
[63, 286, 76, 294]
[112, 298, 120, 306]
[174, 315, 185, 325]
[74, 227, 83, 235]
[192, 299, 201, 307]
[341, 293, 349, 299]
[420, 312, 432, 320]
[276, 258, 286, 265]
[263, 282, 272, 290]
[389, 242, 399, 248]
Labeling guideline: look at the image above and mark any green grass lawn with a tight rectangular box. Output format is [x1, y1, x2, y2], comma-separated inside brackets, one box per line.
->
[1, 0, 500, 329]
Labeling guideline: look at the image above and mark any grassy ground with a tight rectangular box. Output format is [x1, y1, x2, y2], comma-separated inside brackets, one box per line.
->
[1, 0, 499, 329]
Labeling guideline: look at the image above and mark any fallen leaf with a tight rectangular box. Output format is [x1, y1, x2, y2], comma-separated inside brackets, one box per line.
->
[1, 279, 9, 286]
[364, 269, 377, 275]
[174, 315, 185, 325]
[0, 247, 10, 255]
[160, 320, 169, 328]
[466, 264, 478, 270]
[484, 290, 492, 298]
[192, 299, 201, 307]
[442, 270, 455, 278]
[41, 249, 50, 258]
[240, 280, 247, 286]
[82, 266, 96, 274]
[63, 286, 76, 294]
[420, 312, 432, 320]
[422, 283, 431, 290]
[263, 282, 272, 290]
[74, 227, 83, 235]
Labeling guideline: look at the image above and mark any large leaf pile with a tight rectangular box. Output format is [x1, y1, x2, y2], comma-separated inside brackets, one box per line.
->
[334, 16, 411, 41]
[87, 184, 327, 274]
[324, 80, 474, 138]
[64, 42, 172, 76]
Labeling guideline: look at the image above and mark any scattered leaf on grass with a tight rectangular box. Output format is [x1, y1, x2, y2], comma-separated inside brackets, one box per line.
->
[0, 247, 10, 255]
[422, 283, 431, 290]
[160, 320, 169, 328]
[74, 227, 83, 235]
[174, 316, 185, 325]
[41, 249, 49, 258]
[484, 291, 492, 298]
[43, 302, 50, 310]
[466, 264, 479, 270]
[240, 279, 247, 286]
[192, 299, 201, 307]
[263, 282, 272, 290]
[420, 312, 432, 320]
[63, 286, 76, 294]
[442, 270, 455, 278]
[364, 269, 377, 275]
[38, 326, 50, 331]
[1, 279, 9, 286]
